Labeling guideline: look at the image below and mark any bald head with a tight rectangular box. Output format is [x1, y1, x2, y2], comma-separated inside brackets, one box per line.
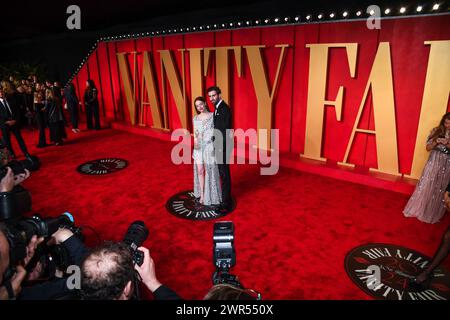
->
[81, 241, 135, 300]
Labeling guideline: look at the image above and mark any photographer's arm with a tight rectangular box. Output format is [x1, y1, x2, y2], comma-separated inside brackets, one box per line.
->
[23, 235, 44, 266]
[0, 265, 27, 300]
[18, 230, 87, 300]
[135, 247, 181, 300]
[0, 168, 16, 220]
[2, 236, 43, 300]
[54, 228, 88, 266]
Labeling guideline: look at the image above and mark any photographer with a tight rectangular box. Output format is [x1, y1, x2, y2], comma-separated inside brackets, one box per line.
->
[81, 242, 180, 300]
[0, 165, 31, 221]
[0, 222, 43, 300]
[18, 227, 88, 300]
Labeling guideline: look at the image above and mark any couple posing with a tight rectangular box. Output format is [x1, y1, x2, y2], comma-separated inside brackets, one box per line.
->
[193, 86, 232, 211]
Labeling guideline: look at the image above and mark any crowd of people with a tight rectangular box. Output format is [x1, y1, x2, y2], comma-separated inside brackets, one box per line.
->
[0, 75, 101, 157]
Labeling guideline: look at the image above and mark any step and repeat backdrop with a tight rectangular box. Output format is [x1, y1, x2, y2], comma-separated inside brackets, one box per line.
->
[71, 15, 450, 179]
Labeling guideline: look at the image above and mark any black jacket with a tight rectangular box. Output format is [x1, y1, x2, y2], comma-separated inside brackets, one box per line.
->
[213, 100, 232, 149]
[84, 88, 98, 106]
[45, 98, 64, 123]
[0, 96, 19, 129]
[153, 285, 181, 300]
[63, 87, 79, 107]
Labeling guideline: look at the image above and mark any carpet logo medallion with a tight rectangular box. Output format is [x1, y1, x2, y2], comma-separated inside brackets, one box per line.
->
[345, 243, 450, 300]
[166, 190, 236, 221]
[77, 158, 128, 175]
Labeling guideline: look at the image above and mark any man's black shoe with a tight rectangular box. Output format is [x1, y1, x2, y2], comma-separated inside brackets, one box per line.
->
[217, 203, 231, 212]
[407, 272, 433, 291]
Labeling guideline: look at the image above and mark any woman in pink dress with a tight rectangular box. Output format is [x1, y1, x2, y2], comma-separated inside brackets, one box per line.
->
[403, 112, 450, 223]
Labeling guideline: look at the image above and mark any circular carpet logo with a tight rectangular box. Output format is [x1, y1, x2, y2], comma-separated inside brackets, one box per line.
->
[345, 243, 450, 300]
[166, 190, 236, 221]
[77, 158, 128, 175]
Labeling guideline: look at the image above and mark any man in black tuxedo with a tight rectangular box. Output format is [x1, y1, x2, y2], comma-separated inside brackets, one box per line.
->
[0, 88, 31, 159]
[208, 86, 232, 211]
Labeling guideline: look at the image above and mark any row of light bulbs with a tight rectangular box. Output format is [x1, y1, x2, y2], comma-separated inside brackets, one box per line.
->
[66, 3, 445, 86]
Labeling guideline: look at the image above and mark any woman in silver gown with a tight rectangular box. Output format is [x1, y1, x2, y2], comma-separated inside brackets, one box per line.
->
[403, 112, 450, 223]
[192, 96, 221, 206]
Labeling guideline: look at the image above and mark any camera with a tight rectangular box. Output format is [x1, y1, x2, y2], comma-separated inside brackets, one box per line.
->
[1, 212, 78, 285]
[0, 155, 41, 180]
[0, 150, 40, 220]
[212, 221, 242, 288]
[123, 220, 149, 266]
[4, 212, 75, 266]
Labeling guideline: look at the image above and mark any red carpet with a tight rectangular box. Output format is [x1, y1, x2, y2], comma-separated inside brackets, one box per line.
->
[13, 126, 450, 299]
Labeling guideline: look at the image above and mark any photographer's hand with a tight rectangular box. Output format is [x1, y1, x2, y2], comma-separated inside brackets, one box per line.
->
[50, 228, 74, 245]
[24, 235, 44, 266]
[0, 167, 15, 192]
[13, 169, 31, 186]
[0, 265, 27, 300]
[134, 247, 162, 292]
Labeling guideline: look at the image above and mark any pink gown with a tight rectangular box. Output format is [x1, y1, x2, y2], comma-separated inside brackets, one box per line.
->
[403, 129, 450, 223]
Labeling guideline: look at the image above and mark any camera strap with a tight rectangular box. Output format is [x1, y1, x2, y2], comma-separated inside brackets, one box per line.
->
[3, 280, 15, 300]
[132, 270, 142, 300]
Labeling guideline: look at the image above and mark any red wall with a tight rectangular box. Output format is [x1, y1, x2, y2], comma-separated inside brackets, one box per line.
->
[71, 15, 450, 176]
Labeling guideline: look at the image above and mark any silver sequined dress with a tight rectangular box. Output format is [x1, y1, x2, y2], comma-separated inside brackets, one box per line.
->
[193, 113, 222, 205]
[403, 129, 450, 223]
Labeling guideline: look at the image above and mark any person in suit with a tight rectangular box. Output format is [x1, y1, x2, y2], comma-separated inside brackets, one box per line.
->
[83, 79, 100, 130]
[45, 89, 65, 146]
[207, 86, 233, 211]
[0, 88, 31, 159]
[63, 83, 81, 133]
[33, 83, 48, 147]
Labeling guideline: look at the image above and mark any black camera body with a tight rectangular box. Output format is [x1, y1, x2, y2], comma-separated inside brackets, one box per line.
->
[1, 212, 77, 285]
[213, 221, 236, 270]
[212, 221, 242, 288]
[0, 156, 41, 180]
[123, 221, 149, 266]
[5, 212, 75, 265]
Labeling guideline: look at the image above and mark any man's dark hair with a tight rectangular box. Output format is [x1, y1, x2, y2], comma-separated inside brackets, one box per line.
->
[207, 86, 221, 95]
[80, 241, 135, 300]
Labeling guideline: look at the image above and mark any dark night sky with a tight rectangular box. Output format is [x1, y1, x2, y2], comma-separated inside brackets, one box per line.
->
[0, 0, 447, 81]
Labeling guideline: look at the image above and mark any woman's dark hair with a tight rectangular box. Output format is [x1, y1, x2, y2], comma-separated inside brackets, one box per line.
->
[194, 96, 210, 113]
[430, 112, 450, 141]
[86, 79, 96, 90]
